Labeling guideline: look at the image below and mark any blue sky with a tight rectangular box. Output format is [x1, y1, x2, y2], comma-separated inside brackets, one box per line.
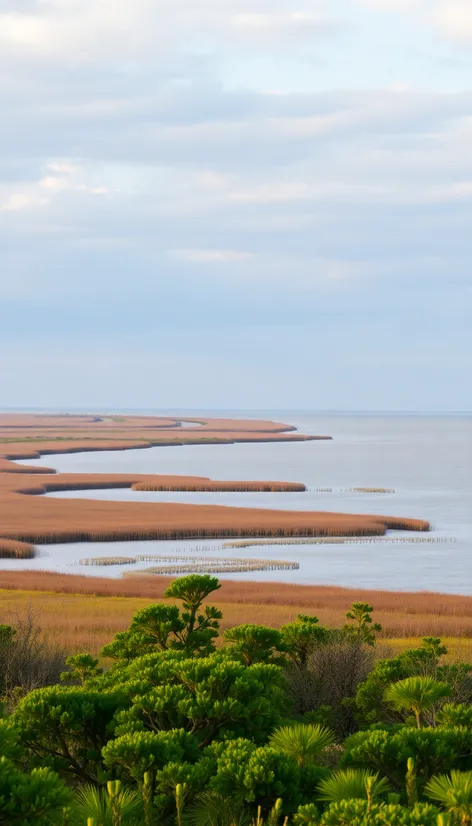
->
[1, 0, 471, 411]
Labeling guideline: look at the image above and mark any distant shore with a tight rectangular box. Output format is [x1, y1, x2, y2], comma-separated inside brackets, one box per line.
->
[0, 413, 428, 549]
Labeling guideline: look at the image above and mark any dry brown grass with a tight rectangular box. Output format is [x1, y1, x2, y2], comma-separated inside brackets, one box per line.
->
[0, 413, 427, 553]
[0, 539, 35, 559]
[0, 413, 323, 474]
[0, 469, 430, 544]
[131, 481, 306, 492]
[1, 577, 471, 654]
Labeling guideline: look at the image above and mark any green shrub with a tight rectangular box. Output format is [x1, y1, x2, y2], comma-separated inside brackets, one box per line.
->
[343, 726, 472, 793]
[317, 799, 440, 825]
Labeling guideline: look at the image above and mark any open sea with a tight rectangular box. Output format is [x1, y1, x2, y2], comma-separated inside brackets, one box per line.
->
[4, 413, 472, 594]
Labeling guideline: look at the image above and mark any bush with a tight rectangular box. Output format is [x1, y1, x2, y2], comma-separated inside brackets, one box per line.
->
[14, 686, 125, 782]
[437, 703, 472, 728]
[286, 640, 375, 737]
[209, 739, 326, 814]
[0, 609, 66, 706]
[316, 799, 440, 825]
[107, 650, 287, 746]
[0, 720, 70, 825]
[354, 637, 472, 728]
[223, 625, 285, 666]
[343, 726, 472, 793]
[102, 728, 201, 783]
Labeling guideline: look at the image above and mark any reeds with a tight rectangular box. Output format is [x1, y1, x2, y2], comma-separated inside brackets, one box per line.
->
[0, 508, 429, 545]
[310, 487, 395, 494]
[351, 487, 395, 494]
[131, 481, 306, 492]
[0, 522, 426, 544]
[0, 539, 36, 559]
[224, 536, 451, 549]
[123, 557, 299, 576]
[80, 557, 138, 566]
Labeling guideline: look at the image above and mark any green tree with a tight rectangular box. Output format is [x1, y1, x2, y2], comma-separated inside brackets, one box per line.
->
[268, 724, 334, 767]
[425, 771, 472, 826]
[353, 637, 466, 728]
[60, 653, 103, 685]
[342, 603, 381, 646]
[280, 616, 329, 667]
[0, 759, 71, 826]
[14, 686, 124, 782]
[385, 677, 451, 728]
[101, 605, 185, 661]
[224, 625, 285, 666]
[209, 739, 307, 815]
[0, 719, 70, 825]
[102, 729, 200, 784]
[107, 650, 287, 747]
[165, 575, 222, 655]
[102, 575, 222, 661]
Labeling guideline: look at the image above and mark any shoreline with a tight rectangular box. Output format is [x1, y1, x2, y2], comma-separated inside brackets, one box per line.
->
[0, 412, 327, 474]
[0, 413, 429, 548]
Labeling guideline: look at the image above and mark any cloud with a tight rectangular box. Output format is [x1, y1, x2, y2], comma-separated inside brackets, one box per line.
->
[0, 192, 44, 212]
[356, 0, 472, 47]
[0, 0, 471, 408]
[0, 0, 336, 64]
[433, 3, 472, 45]
[0, 162, 109, 223]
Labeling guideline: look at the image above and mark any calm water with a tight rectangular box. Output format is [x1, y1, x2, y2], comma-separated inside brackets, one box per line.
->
[8, 414, 472, 594]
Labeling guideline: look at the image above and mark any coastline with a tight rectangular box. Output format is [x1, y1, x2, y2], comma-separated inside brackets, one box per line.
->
[0, 413, 428, 548]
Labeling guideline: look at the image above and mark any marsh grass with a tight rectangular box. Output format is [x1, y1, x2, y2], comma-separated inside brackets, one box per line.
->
[224, 535, 444, 549]
[131, 481, 306, 492]
[0, 540, 36, 559]
[123, 557, 299, 575]
[351, 487, 395, 494]
[1, 517, 429, 545]
[310, 488, 395, 494]
[1, 583, 472, 654]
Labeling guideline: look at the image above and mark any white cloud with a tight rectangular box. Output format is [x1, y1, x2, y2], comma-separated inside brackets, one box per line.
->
[355, 0, 472, 46]
[0, 192, 45, 212]
[433, 3, 472, 45]
[39, 175, 69, 191]
[0, 161, 110, 221]
[0, 0, 333, 63]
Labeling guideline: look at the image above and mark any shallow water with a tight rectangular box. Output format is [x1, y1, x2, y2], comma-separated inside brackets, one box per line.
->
[7, 413, 472, 593]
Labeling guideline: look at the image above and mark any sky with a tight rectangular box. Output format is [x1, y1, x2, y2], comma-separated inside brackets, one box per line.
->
[1, 0, 472, 412]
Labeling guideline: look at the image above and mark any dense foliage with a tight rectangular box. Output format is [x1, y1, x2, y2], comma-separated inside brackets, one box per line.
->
[1, 574, 471, 825]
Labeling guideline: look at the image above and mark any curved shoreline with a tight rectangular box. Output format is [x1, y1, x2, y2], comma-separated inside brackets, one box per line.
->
[0, 413, 328, 473]
[0, 413, 429, 549]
